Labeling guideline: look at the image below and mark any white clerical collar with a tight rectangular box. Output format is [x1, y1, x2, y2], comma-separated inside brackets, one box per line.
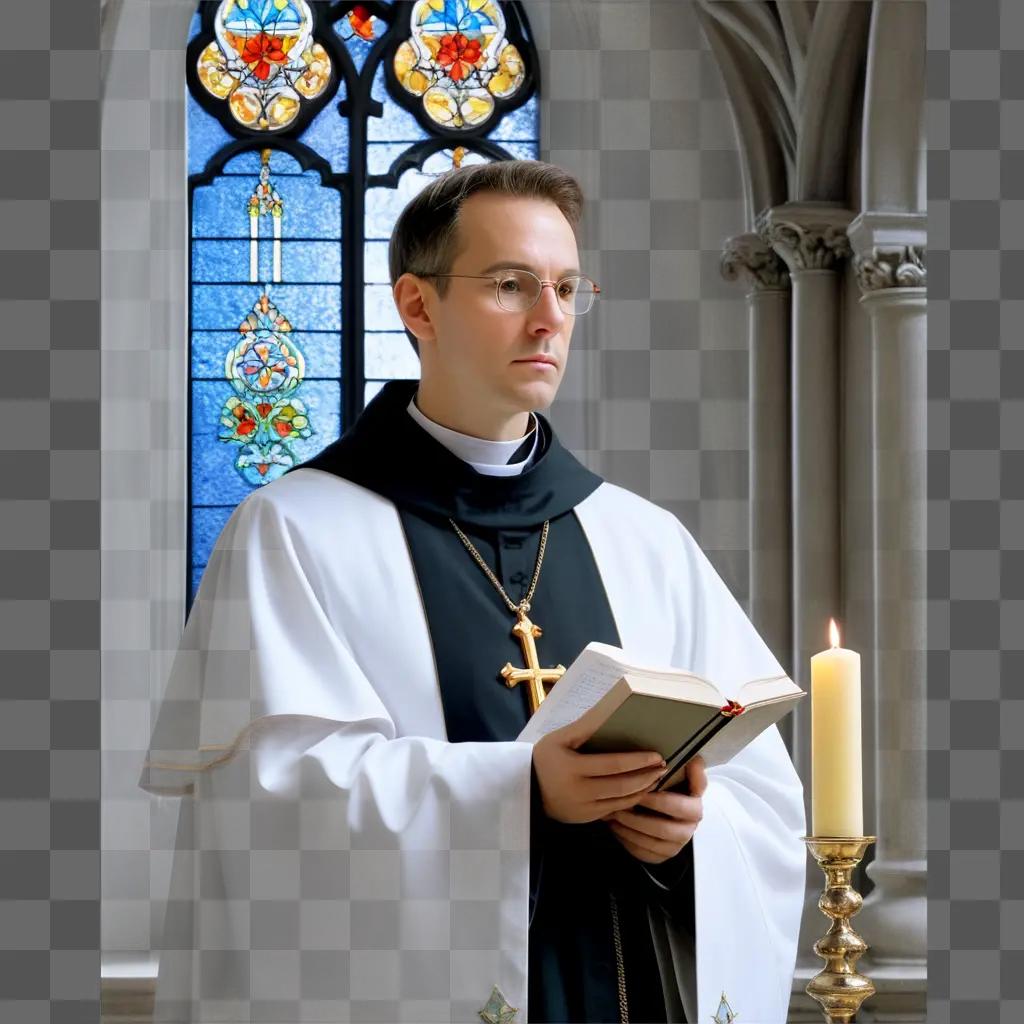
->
[407, 395, 539, 477]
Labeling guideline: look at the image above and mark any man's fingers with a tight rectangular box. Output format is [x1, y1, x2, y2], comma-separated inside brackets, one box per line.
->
[685, 755, 708, 796]
[572, 749, 666, 778]
[607, 826, 661, 864]
[607, 818, 687, 861]
[632, 790, 703, 823]
[609, 806, 699, 847]
[591, 776, 665, 815]
[585, 765, 666, 803]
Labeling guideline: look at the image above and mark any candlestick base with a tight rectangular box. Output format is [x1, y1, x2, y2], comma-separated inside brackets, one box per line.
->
[803, 837, 876, 1023]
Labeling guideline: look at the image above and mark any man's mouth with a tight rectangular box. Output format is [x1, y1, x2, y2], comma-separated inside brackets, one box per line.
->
[514, 355, 558, 368]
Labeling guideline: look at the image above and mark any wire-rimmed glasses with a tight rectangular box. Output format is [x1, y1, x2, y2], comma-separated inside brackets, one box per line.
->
[421, 268, 601, 315]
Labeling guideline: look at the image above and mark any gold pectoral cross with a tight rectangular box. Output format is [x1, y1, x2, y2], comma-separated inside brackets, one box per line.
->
[500, 602, 566, 716]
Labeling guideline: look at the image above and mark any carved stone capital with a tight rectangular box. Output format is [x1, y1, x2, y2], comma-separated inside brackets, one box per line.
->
[721, 233, 790, 292]
[853, 245, 926, 291]
[847, 211, 928, 293]
[757, 202, 854, 272]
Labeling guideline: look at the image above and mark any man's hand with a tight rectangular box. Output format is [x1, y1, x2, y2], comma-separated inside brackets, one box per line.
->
[602, 755, 707, 864]
[531, 704, 668, 825]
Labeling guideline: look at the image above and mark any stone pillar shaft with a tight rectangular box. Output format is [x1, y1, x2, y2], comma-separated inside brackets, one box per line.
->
[722, 235, 793, 694]
[849, 216, 928, 966]
[759, 203, 854, 966]
[749, 287, 792, 681]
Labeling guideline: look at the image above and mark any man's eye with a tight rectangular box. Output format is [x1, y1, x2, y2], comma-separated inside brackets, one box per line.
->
[558, 281, 578, 297]
[498, 278, 521, 292]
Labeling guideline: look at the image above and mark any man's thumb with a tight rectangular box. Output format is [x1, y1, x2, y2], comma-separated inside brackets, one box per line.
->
[559, 703, 603, 750]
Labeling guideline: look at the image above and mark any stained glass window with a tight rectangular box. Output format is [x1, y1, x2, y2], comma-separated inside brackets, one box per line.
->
[187, 0, 539, 605]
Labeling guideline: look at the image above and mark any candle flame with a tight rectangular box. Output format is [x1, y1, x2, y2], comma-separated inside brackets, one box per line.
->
[829, 618, 841, 649]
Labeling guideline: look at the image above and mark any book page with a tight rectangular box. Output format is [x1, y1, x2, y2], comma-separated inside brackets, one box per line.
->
[516, 652, 626, 743]
[735, 674, 803, 705]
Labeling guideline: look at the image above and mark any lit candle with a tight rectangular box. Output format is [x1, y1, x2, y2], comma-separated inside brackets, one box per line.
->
[811, 618, 863, 837]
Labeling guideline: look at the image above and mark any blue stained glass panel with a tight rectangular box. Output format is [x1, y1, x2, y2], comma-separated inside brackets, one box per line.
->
[363, 284, 404, 332]
[191, 378, 342, 506]
[191, 331, 343, 379]
[364, 241, 389, 281]
[192, 285, 342, 330]
[188, 11, 200, 42]
[221, 150, 305, 176]
[296, 87, 350, 174]
[367, 142, 410, 176]
[191, 505, 235, 571]
[192, 240, 342, 283]
[192, 175, 342, 240]
[338, 29, 375, 74]
[187, 92, 236, 177]
[364, 331, 421, 379]
[490, 140, 539, 160]
[365, 179, 434, 239]
[485, 94, 539, 140]
[368, 65, 431, 142]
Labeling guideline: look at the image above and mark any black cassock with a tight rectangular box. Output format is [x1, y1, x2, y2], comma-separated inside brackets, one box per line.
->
[292, 381, 695, 1023]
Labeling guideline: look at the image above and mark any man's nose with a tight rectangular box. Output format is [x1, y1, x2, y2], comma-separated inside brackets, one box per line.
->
[529, 282, 566, 329]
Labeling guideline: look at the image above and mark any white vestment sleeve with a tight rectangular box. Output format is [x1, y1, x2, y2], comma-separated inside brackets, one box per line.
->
[142, 490, 534, 1024]
[574, 484, 807, 1024]
[671, 517, 807, 1024]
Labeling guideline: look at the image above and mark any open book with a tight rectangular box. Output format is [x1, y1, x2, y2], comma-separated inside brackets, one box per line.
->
[516, 642, 805, 791]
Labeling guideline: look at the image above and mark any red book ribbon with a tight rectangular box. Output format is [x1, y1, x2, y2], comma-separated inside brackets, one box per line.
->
[720, 700, 746, 718]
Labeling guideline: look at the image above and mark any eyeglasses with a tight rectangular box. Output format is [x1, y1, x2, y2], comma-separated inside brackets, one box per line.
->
[421, 268, 601, 315]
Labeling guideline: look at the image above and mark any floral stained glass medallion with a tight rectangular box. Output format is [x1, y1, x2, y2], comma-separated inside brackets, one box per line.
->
[196, 0, 332, 131]
[219, 293, 313, 485]
[394, 0, 526, 129]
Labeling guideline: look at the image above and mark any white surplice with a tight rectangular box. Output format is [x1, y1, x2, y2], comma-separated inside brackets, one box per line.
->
[143, 468, 806, 1024]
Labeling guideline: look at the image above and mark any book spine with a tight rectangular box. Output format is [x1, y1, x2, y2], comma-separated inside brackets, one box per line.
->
[653, 710, 736, 791]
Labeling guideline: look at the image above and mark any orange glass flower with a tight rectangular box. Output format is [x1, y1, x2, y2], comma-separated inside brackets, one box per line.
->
[348, 5, 375, 40]
[436, 32, 481, 82]
[232, 404, 258, 437]
[241, 33, 290, 81]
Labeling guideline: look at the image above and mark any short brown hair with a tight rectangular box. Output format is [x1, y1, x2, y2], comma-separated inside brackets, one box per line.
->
[387, 159, 585, 351]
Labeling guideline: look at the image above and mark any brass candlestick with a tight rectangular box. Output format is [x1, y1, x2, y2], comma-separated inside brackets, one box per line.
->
[803, 836, 876, 1023]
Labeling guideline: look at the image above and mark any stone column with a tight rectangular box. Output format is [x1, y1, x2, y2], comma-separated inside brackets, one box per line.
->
[759, 204, 853, 966]
[721, 235, 793, 702]
[849, 212, 928, 968]
[758, 203, 853, 784]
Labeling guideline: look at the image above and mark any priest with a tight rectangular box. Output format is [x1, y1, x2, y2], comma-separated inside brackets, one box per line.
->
[143, 159, 805, 1023]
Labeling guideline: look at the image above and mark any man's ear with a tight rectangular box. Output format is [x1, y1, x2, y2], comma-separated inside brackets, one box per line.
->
[392, 273, 437, 345]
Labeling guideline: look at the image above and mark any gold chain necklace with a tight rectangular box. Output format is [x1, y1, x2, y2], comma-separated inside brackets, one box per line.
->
[448, 518, 566, 715]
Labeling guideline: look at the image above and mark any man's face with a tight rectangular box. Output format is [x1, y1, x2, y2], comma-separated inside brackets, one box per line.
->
[419, 191, 580, 417]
